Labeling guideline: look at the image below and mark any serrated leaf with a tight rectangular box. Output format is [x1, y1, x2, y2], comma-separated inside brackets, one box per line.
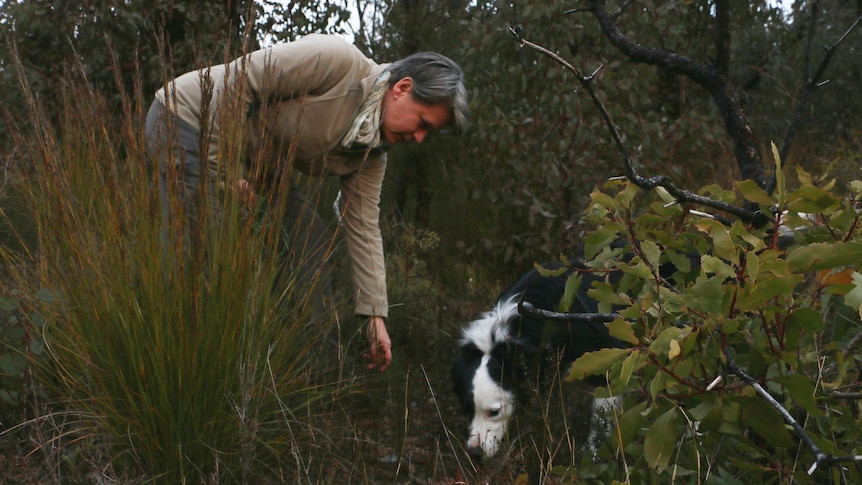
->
[644, 407, 677, 471]
[608, 318, 638, 345]
[566, 347, 632, 381]
[618, 259, 652, 282]
[536, 264, 569, 278]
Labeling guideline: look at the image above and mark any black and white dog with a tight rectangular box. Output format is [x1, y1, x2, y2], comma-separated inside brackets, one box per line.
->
[450, 259, 631, 458]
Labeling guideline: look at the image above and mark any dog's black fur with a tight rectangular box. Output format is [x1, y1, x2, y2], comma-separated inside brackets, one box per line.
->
[450, 259, 633, 458]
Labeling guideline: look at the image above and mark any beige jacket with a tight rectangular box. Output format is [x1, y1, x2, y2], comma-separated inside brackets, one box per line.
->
[156, 34, 390, 317]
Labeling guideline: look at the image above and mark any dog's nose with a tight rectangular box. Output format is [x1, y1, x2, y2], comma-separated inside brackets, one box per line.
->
[467, 445, 485, 460]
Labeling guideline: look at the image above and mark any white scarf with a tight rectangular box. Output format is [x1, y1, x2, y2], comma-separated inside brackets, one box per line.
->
[341, 71, 391, 148]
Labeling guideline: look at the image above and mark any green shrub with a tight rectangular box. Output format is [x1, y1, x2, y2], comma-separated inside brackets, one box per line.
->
[563, 154, 862, 482]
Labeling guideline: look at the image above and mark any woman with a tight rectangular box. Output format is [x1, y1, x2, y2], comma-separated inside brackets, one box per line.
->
[145, 34, 470, 372]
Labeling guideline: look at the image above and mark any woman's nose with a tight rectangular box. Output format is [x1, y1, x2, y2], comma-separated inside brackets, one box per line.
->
[413, 129, 428, 144]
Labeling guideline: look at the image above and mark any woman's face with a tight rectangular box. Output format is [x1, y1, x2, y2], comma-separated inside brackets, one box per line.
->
[380, 77, 452, 145]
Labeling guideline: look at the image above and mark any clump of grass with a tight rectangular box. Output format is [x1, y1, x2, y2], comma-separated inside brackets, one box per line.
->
[1, 40, 343, 483]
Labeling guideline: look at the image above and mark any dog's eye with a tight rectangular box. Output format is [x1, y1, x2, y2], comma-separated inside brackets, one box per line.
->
[487, 409, 500, 418]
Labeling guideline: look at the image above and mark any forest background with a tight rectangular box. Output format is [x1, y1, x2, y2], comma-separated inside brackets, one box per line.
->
[0, 0, 861, 484]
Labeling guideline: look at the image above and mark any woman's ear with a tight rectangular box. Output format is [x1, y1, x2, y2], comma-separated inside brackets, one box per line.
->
[392, 77, 413, 97]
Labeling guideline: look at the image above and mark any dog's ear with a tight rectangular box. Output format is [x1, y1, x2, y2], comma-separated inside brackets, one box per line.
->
[458, 342, 484, 362]
[491, 336, 538, 373]
[450, 357, 477, 414]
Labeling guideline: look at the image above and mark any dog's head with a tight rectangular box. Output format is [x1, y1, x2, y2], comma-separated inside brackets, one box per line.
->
[451, 297, 536, 457]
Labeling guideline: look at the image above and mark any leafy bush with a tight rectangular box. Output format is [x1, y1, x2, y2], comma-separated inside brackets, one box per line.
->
[563, 154, 862, 482]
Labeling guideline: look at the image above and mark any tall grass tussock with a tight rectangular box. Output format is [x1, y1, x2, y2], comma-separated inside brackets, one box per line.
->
[0, 40, 351, 483]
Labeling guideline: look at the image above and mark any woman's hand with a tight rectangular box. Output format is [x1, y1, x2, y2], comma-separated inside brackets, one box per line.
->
[363, 316, 392, 372]
[220, 178, 258, 209]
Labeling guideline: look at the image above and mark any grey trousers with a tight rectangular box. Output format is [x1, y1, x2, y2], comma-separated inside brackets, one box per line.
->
[144, 100, 334, 324]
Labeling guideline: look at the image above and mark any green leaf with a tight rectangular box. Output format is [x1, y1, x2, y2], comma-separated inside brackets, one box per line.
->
[641, 240, 661, 269]
[696, 399, 724, 433]
[787, 306, 826, 334]
[696, 219, 738, 265]
[787, 242, 862, 271]
[787, 185, 841, 213]
[536, 264, 569, 278]
[585, 228, 622, 259]
[621, 260, 654, 280]
[35, 288, 58, 302]
[736, 178, 773, 205]
[566, 348, 632, 381]
[615, 401, 648, 449]
[644, 407, 677, 471]
[771, 141, 785, 207]
[559, 273, 583, 313]
[650, 326, 683, 358]
[737, 396, 796, 448]
[773, 374, 822, 417]
[608, 318, 638, 345]
[738, 275, 801, 309]
[701, 255, 735, 280]
[588, 283, 629, 307]
[619, 349, 644, 386]
[0, 296, 18, 312]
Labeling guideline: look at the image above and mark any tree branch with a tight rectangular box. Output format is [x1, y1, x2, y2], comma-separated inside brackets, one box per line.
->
[509, 27, 758, 224]
[773, 9, 862, 193]
[519, 301, 620, 323]
[723, 347, 862, 475]
[582, 0, 767, 189]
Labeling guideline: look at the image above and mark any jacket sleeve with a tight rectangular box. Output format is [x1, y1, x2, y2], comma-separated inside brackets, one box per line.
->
[339, 154, 388, 318]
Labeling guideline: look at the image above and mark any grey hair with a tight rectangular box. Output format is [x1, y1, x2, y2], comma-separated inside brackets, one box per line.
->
[387, 52, 470, 134]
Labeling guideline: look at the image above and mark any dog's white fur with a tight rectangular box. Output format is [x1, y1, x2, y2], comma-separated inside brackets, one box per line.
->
[459, 297, 519, 457]
[458, 297, 622, 457]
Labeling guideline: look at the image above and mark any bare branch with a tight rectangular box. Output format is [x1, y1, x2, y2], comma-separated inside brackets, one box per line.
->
[774, 10, 862, 192]
[582, 0, 767, 192]
[509, 27, 757, 224]
[714, 0, 731, 78]
[519, 301, 620, 323]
